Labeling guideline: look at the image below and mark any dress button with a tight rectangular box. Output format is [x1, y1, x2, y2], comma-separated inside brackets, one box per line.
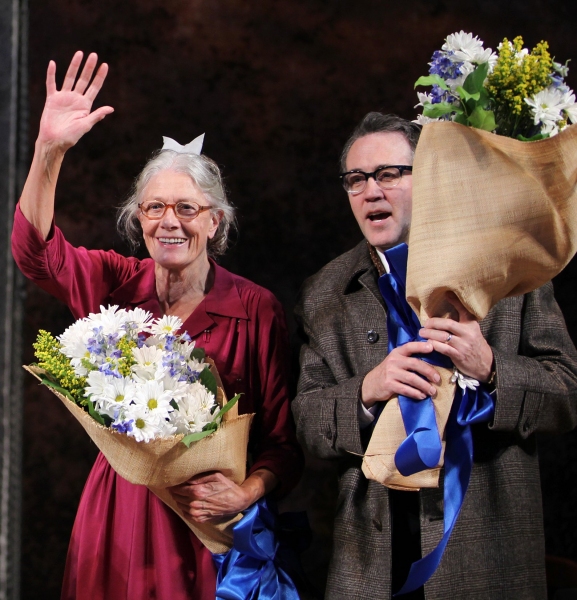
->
[367, 329, 379, 344]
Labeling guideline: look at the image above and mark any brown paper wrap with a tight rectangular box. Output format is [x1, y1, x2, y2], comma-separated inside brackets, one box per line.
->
[407, 121, 577, 323]
[24, 362, 254, 554]
[362, 121, 577, 491]
[362, 366, 455, 491]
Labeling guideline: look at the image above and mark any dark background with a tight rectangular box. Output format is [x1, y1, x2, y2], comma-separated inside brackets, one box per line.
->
[20, 1, 577, 597]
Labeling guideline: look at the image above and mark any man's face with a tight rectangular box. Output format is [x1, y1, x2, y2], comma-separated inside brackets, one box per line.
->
[345, 132, 413, 252]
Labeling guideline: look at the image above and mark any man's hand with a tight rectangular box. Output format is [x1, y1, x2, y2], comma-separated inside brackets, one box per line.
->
[361, 340, 440, 408]
[419, 293, 493, 382]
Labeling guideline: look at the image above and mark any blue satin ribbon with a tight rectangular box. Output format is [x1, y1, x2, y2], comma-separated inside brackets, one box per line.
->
[375, 243, 495, 596]
[212, 499, 300, 600]
[378, 244, 453, 476]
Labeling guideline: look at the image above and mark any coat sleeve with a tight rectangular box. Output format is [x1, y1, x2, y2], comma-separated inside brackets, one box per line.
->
[11, 203, 140, 319]
[245, 289, 304, 498]
[488, 282, 577, 438]
[291, 281, 366, 461]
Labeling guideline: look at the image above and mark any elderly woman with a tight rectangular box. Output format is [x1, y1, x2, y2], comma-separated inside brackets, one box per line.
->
[13, 52, 302, 600]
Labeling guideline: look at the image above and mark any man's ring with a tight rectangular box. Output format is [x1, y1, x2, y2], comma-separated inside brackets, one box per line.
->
[446, 333, 453, 343]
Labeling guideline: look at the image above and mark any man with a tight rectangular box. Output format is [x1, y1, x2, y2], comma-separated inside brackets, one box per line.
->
[292, 112, 577, 599]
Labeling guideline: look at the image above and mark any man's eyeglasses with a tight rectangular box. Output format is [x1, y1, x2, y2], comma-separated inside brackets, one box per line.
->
[339, 165, 413, 195]
[138, 201, 212, 221]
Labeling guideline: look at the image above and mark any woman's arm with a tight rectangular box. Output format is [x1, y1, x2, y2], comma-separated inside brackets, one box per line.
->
[19, 51, 113, 239]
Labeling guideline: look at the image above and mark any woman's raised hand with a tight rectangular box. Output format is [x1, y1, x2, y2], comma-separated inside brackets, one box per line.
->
[19, 51, 114, 239]
[39, 51, 114, 151]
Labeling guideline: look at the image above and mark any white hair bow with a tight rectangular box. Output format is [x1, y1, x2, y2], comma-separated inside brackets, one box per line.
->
[161, 133, 205, 155]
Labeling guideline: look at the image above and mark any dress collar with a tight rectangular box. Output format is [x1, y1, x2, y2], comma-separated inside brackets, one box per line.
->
[108, 257, 249, 327]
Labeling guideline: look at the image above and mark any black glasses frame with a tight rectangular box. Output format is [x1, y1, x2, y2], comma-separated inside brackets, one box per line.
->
[339, 165, 413, 194]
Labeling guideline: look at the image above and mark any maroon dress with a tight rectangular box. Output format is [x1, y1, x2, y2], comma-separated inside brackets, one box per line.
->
[12, 205, 303, 600]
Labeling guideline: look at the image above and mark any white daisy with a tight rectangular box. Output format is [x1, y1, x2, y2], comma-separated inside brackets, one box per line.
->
[133, 379, 174, 419]
[149, 315, 183, 337]
[525, 86, 567, 132]
[131, 345, 166, 381]
[123, 308, 153, 338]
[169, 381, 217, 434]
[87, 305, 128, 336]
[93, 376, 138, 419]
[413, 114, 441, 125]
[122, 404, 164, 442]
[58, 318, 95, 376]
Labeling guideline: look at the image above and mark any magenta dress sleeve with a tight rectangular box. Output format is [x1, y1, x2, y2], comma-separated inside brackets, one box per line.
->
[11, 204, 141, 319]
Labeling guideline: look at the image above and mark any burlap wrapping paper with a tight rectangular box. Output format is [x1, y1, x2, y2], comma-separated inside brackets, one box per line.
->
[363, 121, 577, 491]
[24, 363, 254, 554]
[407, 120, 577, 322]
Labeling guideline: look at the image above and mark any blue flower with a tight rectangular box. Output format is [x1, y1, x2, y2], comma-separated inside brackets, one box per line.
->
[112, 419, 134, 434]
[429, 50, 463, 81]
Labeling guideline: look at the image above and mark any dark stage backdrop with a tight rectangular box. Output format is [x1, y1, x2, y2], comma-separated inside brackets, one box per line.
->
[21, 1, 577, 597]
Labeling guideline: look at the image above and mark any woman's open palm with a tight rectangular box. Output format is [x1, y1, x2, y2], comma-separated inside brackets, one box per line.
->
[39, 51, 114, 151]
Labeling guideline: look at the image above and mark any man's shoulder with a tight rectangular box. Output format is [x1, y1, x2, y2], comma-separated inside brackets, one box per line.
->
[303, 240, 370, 290]
[297, 240, 373, 314]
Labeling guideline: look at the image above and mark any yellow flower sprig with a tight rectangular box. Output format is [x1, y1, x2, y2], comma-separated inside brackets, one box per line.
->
[487, 36, 553, 136]
[116, 335, 137, 377]
[33, 330, 87, 405]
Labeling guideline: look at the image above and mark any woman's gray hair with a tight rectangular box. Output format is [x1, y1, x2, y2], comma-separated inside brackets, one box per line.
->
[117, 150, 236, 258]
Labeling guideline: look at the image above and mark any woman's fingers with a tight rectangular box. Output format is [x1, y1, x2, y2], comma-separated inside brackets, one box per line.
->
[61, 50, 84, 91]
[85, 62, 109, 101]
[45, 60, 57, 96]
[73, 52, 99, 95]
[51, 51, 109, 102]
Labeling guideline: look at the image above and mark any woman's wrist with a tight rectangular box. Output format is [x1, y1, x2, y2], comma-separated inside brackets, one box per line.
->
[239, 468, 278, 508]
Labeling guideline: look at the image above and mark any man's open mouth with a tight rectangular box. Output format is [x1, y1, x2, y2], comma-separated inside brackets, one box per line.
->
[368, 212, 390, 222]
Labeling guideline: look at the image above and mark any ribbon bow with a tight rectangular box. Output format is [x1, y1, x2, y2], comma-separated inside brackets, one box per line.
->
[213, 499, 300, 600]
[162, 133, 205, 155]
[377, 243, 495, 596]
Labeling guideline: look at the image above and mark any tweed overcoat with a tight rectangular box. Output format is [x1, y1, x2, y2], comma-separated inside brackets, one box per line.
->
[293, 240, 577, 600]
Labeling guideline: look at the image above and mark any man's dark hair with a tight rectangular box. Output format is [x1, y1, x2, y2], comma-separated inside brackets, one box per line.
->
[340, 112, 422, 171]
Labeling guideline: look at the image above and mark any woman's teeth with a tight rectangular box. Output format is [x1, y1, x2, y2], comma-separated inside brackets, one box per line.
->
[159, 238, 186, 244]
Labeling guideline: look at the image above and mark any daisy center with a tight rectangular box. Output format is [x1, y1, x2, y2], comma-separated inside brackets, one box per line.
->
[135, 418, 146, 429]
[148, 398, 158, 410]
[115, 394, 124, 403]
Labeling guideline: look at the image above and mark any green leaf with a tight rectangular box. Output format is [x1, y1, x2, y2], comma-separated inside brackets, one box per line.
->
[455, 86, 480, 102]
[517, 132, 549, 141]
[191, 347, 206, 361]
[212, 394, 242, 422]
[40, 377, 77, 403]
[463, 62, 489, 95]
[170, 399, 179, 411]
[199, 367, 217, 397]
[86, 398, 106, 426]
[181, 429, 215, 447]
[423, 102, 461, 118]
[414, 75, 449, 91]
[468, 106, 497, 131]
[454, 112, 468, 125]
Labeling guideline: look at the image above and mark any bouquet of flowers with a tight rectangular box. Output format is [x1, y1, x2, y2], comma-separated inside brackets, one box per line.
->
[363, 31, 577, 492]
[25, 306, 254, 553]
[32, 305, 237, 444]
[414, 31, 577, 139]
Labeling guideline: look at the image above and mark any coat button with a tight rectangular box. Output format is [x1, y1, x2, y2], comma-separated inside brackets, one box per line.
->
[367, 329, 379, 344]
